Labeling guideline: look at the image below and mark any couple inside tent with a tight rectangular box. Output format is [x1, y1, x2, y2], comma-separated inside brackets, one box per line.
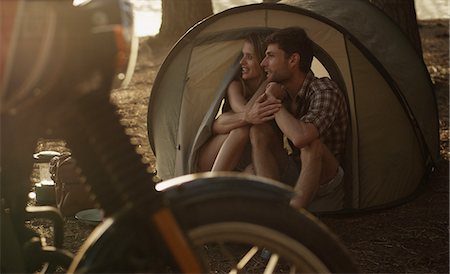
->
[148, 2, 438, 213]
[197, 27, 348, 212]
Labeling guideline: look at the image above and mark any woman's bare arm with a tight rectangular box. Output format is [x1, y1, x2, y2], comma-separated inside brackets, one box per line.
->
[213, 79, 279, 134]
[227, 80, 248, 113]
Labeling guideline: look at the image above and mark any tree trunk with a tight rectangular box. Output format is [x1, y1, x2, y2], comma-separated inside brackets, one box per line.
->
[159, 0, 213, 44]
[369, 0, 423, 54]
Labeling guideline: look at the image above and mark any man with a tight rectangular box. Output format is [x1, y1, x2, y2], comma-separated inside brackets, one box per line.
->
[249, 27, 348, 211]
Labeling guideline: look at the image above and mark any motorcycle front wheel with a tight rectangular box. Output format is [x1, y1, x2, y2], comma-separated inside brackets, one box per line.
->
[70, 174, 358, 273]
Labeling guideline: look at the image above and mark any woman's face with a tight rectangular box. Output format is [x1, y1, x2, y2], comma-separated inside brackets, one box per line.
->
[239, 41, 263, 81]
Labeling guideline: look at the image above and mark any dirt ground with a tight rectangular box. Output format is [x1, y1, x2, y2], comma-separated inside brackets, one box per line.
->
[30, 19, 448, 273]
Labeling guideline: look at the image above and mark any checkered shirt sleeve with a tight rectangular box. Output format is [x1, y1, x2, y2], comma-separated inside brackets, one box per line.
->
[299, 77, 348, 157]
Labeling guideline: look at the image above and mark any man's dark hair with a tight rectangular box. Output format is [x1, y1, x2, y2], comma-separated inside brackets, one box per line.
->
[265, 27, 313, 73]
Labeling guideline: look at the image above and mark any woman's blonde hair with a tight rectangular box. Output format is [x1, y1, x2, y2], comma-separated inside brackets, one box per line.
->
[245, 32, 268, 63]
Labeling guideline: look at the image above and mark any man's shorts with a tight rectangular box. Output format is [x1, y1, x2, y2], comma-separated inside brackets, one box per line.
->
[308, 166, 344, 212]
[281, 158, 345, 213]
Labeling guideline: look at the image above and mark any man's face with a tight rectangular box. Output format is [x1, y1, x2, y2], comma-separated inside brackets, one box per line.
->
[260, 43, 291, 83]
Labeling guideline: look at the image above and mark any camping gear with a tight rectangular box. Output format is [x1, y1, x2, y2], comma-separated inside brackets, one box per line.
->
[147, 0, 439, 212]
[50, 153, 96, 216]
[75, 208, 103, 225]
[33, 151, 61, 205]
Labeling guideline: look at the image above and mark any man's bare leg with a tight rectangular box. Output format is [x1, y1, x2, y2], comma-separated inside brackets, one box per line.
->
[290, 139, 339, 209]
[249, 123, 284, 180]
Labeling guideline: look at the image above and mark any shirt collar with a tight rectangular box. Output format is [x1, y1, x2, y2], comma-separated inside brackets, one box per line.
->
[296, 71, 315, 100]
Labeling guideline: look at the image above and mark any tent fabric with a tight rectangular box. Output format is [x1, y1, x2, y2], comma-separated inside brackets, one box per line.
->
[148, 1, 438, 212]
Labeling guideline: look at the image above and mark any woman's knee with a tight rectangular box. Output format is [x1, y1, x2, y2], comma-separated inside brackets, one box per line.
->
[230, 126, 250, 140]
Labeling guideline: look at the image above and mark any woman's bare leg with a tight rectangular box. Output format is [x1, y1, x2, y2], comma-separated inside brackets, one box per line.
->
[197, 134, 228, 172]
[212, 126, 249, 171]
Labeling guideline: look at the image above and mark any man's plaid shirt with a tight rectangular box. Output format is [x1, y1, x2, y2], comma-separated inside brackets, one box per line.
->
[288, 71, 348, 160]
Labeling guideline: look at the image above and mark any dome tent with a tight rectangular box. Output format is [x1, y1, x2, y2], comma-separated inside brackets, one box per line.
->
[147, 0, 439, 212]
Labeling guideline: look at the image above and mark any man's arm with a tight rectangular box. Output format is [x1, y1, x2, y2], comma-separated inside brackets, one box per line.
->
[273, 107, 319, 149]
[265, 82, 319, 149]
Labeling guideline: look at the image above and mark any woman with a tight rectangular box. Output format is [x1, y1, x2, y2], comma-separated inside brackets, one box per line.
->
[197, 33, 269, 172]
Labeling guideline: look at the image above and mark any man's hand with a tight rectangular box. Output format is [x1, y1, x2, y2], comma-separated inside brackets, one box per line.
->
[265, 82, 286, 100]
[245, 93, 282, 124]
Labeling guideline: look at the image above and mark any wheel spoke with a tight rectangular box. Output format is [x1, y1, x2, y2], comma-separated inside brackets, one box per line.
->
[189, 222, 334, 273]
[263, 253, 279, 274]
[230, 246, 259, 273]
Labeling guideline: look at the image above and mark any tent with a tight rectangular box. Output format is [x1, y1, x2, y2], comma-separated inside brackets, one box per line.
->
[147, 0, 439, 212]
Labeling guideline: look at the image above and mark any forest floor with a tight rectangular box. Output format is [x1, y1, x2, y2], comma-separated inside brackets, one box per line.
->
[29, 19, 448, 273]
